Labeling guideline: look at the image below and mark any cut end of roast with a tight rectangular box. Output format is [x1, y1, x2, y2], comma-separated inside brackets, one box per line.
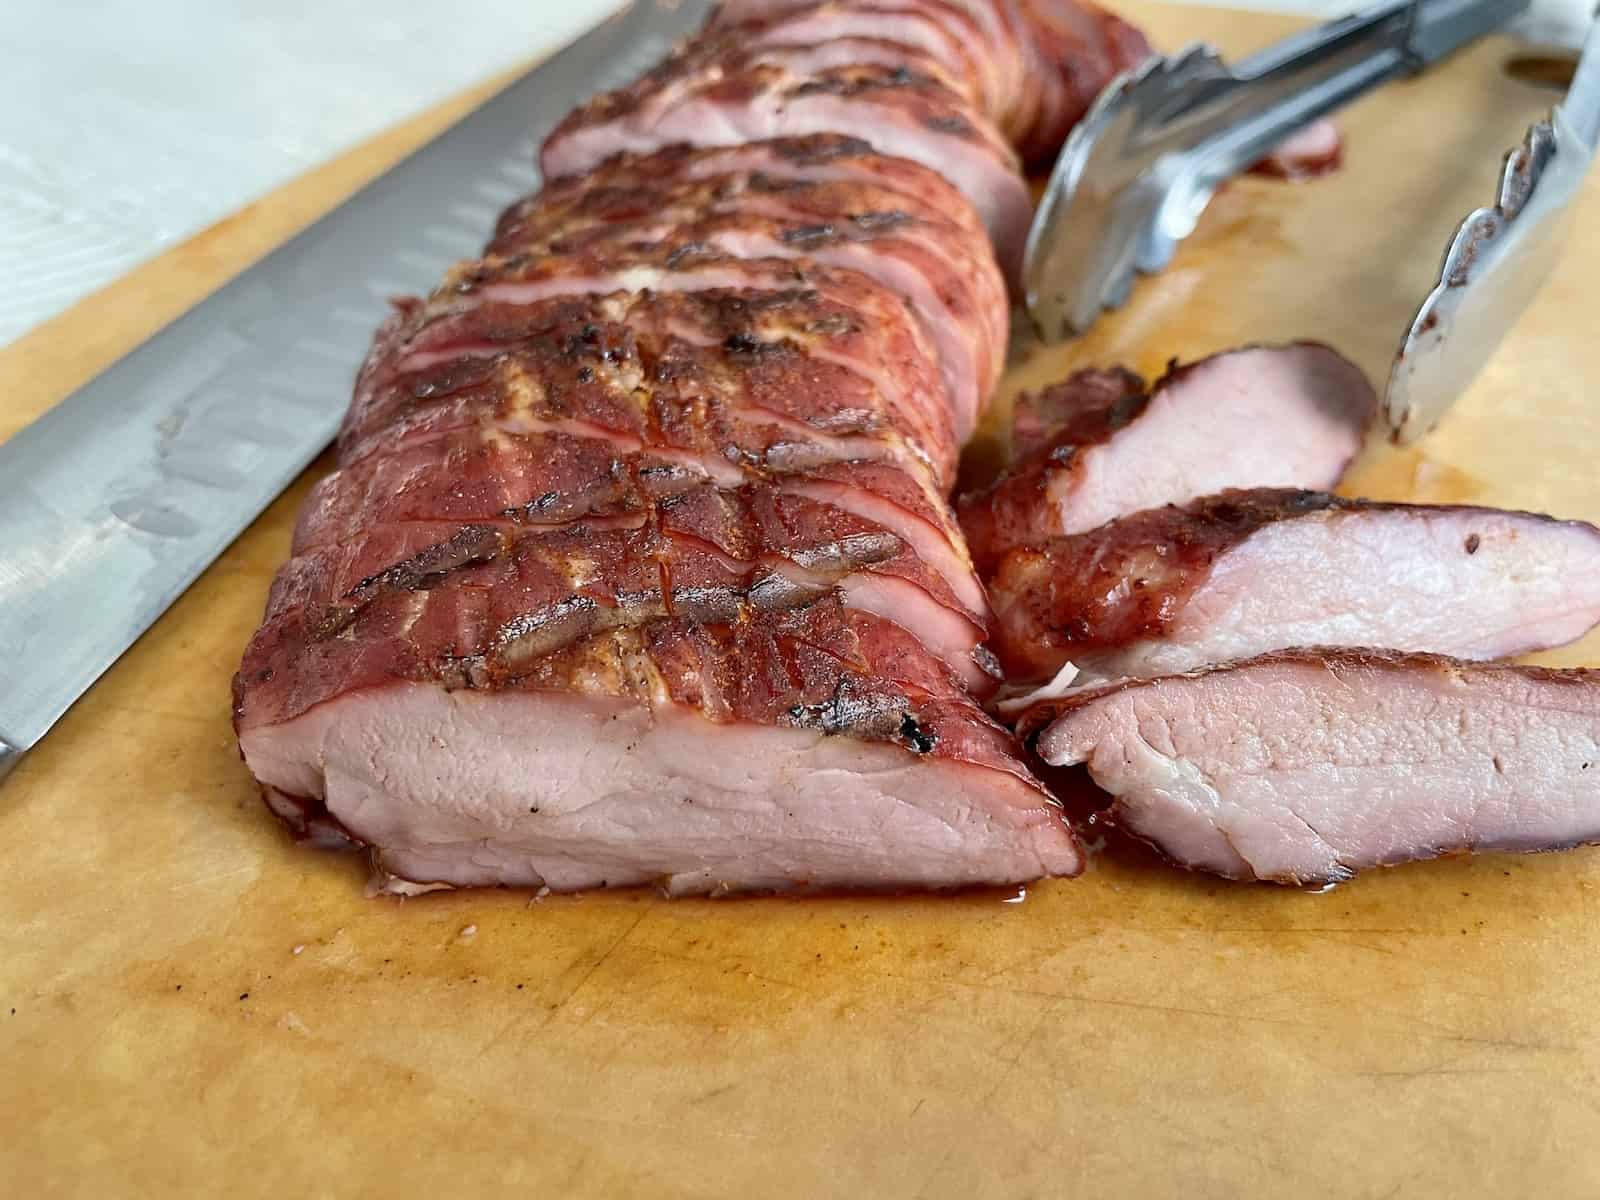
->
[1029, 649, 1600, 885]
[244, 685, 1083, 895]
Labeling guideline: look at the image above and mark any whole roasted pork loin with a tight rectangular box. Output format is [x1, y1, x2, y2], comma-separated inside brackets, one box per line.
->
[235, 0, 1152, 894]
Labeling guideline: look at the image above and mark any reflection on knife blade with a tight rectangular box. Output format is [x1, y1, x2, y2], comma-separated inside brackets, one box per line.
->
[0, 1, 714, 781]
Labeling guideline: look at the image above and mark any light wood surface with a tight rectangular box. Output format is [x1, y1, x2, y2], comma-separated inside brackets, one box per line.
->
[4, 6, 1598, 1196]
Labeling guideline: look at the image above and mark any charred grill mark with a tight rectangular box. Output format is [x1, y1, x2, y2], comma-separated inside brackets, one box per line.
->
[745, 171, 809, 194]
[505, 490, 563, 518]
[314, 525, 506, 641]
[664, 241, 719, 269]
[789, 66, 939, 99]
[788, 530, 903, 573]
[805, 315, 856, 337]
[787, 677, 906, 739]
[437, 654, 492, 690]
[723, 331, 772, 357]
[350, 525, 504, 599]
[782, 678, 939, 754]
[493, 595, 607, 670]
[898, 713, 938, 754]
[1104, 391, 1150, 432]
[923, 114, 975, 136]
[711, 288, 820, 316]
[562, 323, 602, 359]
[771, 135, 874, 163]
[780, 223, 840, 248]
[851, 210, 912, 233]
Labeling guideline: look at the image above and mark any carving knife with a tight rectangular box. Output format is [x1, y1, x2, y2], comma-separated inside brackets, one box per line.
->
[0, 0, 713, 783]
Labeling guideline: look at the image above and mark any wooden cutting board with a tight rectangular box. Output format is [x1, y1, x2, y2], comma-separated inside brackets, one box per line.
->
[6, 6, 1599, 1195]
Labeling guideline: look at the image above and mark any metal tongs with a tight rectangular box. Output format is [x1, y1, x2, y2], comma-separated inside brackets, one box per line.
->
[1025, 0, 1600, 443]
[1387, 16, 1600, 441]
[1024, 1, 1525, 341]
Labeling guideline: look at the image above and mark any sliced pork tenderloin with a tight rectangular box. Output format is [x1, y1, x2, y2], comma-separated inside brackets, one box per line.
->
[541, 59, 1033, 278]
[240, 599, 1080, 895]
[1024, 649, 1600, 885]
[732, 0, 1001, 112]
[341, 305, 928, 488]
[482, 175, 1008, 437]
[959, 343, 1377, 570]
[238, 0, 1158, 896]
[298, 433, 985, 618]
[710, 0, 1151, 158]
[282, 462, 995, 692]
[989, 489, 1600, 681]
[351, 277, 962, 489]
[513, 137, 991, 244]
[711, 0, 1029, 120]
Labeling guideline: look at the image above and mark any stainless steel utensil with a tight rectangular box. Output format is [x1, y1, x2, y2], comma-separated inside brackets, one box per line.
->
[0, 0, 712, 784]
[1024, 0, 1526, 340]
[1386, 15, 1600, 442]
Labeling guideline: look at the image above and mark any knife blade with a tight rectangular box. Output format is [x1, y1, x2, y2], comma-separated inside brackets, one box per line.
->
[0, 0, 713, 783]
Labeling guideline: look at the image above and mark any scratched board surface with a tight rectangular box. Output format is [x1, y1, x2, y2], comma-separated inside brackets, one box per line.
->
[4, 6, 1600, 1196]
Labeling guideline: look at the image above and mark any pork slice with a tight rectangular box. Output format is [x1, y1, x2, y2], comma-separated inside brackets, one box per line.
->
[733, 1, 997, 113]
[524, 137, 989, 243]
[541, 59, 1032, 278]
[1027, 649, 1600, 885]
[716, 0, 1153, 158]
[282, 451, 992, 689]
[1251, 119, 1343, 181]
[742, 36, 973, 105]
[709, 0, 1153, 156]
[266, 516, 991, 701]
[1009, 0, 1153, 162]
[712, 0, 1025, 120]
[237, 600, 1081, 895]
[959, 342, 1377, 568]
[297, 427, 983, 615]
[350, 281, 960, 489]
[478, 203, 1004, 440]
[498, 146, 975, 248]
[336, 300, 946, 501]
[989, 489, 1600, 681]
[1006, 363, 1145, 460]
